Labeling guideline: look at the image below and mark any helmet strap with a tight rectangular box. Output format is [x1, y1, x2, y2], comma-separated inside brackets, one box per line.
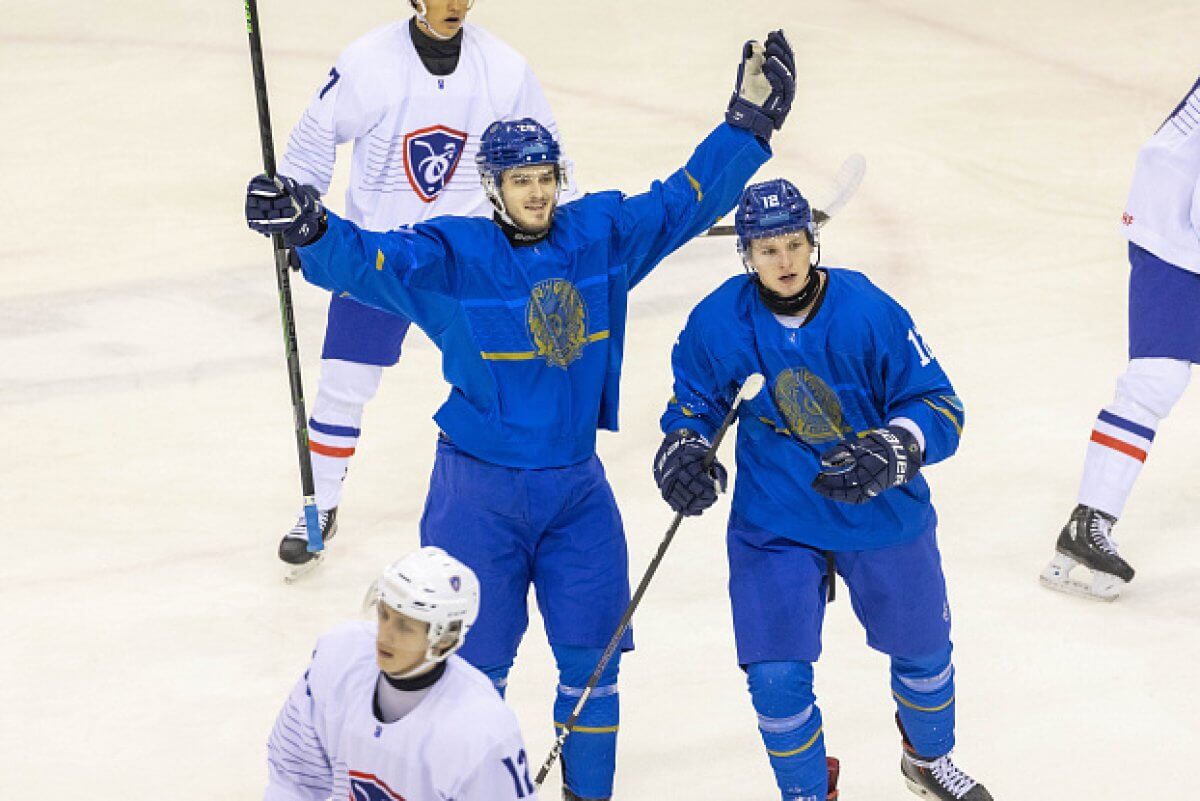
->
[412, 1, 456, 41]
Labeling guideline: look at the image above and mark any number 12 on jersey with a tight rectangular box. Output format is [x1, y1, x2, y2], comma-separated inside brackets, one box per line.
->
[502, 749, 535, 798]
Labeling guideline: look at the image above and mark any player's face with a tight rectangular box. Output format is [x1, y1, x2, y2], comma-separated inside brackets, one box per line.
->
[375, 602, 432, 676]
[501, 165, 559, 234]
[416, 0, 473, 39]
[749, 231, 814, 297]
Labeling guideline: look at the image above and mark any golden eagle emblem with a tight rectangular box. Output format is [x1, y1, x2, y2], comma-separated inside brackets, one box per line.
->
[773, 368, 849, 444]
[526, 278, 589, 369]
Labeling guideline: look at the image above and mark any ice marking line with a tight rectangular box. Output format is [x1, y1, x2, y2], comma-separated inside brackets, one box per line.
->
[853, 0, 1176, 103]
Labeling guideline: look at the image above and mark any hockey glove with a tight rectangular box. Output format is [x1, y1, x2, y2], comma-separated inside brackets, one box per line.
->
[245, 174, 326, 248]
[653, 429, 728, 516]
[725, 29, 795, 141]
[811, 426, 922, 505]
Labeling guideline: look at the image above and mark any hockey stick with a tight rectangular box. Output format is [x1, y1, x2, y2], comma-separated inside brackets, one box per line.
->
[703, 152, 867, 237]
[533, 372, 767, 789]
[244, 0, 324, 569]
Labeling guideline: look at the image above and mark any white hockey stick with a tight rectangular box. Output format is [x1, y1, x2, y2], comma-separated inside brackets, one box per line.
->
[704, 152, 867, 236]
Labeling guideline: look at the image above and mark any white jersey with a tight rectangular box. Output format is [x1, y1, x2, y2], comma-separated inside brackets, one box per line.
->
[265, 622, 538, 801]
[1121, 76, 1200, 275]
[278, 20, 565, 232]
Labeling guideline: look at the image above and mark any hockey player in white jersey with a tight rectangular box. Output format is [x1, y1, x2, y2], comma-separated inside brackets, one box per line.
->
[274, 0, 569, 571]
[1041, 75, 1200, 601]
[265, 546, 540, 800]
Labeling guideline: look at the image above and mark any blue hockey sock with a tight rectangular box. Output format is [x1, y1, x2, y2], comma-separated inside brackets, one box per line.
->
[476, 662, 513, 699]
[891, 645, 955, 757]
[747, 661, 827, 800]
[553, 645, 619, 800]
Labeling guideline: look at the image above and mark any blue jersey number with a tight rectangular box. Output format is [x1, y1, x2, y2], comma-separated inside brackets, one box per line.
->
[501, 750, 535, 798]
[319, 67, 341, 100]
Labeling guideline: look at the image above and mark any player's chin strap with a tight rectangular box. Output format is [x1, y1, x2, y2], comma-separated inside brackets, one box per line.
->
[482, 171, 562, 242]
[412, 0, 475, 42]
[744, 240, 823, 315]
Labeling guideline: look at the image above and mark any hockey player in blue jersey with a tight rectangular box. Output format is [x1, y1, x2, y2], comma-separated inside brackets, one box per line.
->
[653, 179, 991, 801]
[246, 31, 795, 800]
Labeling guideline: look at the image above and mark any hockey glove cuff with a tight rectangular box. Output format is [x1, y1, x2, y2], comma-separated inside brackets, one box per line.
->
[653, 429, 728, 517]
[811, 425, 922, 505]
[245, 174, 327, 249]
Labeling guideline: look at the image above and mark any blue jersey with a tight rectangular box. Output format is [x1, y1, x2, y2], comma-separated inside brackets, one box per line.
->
[661, 270, 964, 551]
[296, 123, 770, 468]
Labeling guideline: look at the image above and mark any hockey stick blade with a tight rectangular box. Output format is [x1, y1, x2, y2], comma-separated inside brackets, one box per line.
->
[703, 153, 866, 237]
[533, 373, 764, 788]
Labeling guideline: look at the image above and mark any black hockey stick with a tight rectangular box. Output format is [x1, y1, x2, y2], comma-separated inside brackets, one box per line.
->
[533, 373, 767, 789]
[702, 153, 867, 237]
[244, 0, 324, 567]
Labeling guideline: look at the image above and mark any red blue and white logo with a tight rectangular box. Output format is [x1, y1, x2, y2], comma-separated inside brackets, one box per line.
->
[403, 125, 468, 202]
[349, 771, 407, 801]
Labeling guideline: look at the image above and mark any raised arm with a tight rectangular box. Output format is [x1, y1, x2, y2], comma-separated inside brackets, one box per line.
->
[613, 30, 795, 286]
[244, 177, 461, 333]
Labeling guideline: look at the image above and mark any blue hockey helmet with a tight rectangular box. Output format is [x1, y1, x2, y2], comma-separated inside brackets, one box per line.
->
[734, 179, 814, 256]
[476, 118, 567, 228]
[476, 118, 562, 179]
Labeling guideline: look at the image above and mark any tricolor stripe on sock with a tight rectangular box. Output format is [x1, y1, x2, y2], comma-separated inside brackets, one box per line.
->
[1089, 410, 1154, 463]
[308, 418, 358, 458]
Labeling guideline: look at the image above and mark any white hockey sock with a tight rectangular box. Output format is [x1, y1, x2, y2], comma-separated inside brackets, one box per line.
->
[1077, 358, 1190, 518]
[307, 359, 385, 510]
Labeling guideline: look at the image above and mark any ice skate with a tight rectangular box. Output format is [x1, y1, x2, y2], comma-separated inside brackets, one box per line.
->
[280, 507, 338, 583]
[1040, 504, 1134, 601]
[900, 748, 992, 801]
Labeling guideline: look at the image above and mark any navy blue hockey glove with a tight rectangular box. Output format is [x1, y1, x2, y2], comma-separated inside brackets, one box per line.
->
[811, 426, 922, 505]
[245, 174, 326, 248]
[726, 29, 795, 141]
[654, 429, 729, 516]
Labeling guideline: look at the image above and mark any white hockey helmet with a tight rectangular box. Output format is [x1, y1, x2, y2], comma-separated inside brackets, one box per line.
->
[368, 546, 481, 667]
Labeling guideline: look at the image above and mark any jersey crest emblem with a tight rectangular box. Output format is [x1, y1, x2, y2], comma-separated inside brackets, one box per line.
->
[773, 368, 850, 444]
[403, 125, 468, 202]
[349, 770, 408, 801]
[526, 278, 589, 369]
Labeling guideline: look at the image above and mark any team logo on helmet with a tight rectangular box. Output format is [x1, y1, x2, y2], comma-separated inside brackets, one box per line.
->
[403, 125, 468, 202]
[773, 368, 850, 444]
[349, 771, 406, 801]
[449, 575, 461, 592]
[526, 278, 588, 369]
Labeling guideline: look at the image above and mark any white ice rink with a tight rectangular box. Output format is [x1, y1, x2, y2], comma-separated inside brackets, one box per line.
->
[3, 2, 1199, 798]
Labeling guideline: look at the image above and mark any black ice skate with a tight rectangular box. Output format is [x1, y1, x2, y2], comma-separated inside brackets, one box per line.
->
[1039, 504, 1134, 601]
[898, 716, 991, 801]
[279, 507, 338, 583]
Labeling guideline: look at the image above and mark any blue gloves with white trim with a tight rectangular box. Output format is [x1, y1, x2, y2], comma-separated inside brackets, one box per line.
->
[811, 426, 923, 505]
[654, 429, 729, 516]
[245, 174, 326, 248]
[726, 30, 795, 141]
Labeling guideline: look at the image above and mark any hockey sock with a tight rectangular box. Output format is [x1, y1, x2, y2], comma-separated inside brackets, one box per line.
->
[553, 645, 619, 799]
[476, 662, 512, 698]
[1077, 358, 1190, 518]
[891, 645, 955, 758]
[746, 661, 827, 800]
[306, 359, 384, 510]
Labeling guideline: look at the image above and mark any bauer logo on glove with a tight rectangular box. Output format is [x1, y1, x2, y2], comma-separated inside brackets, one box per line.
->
[811, 426, 922, 505]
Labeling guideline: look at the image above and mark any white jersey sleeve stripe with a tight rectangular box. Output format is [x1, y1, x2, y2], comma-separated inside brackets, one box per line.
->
[264, 676, 333, 801]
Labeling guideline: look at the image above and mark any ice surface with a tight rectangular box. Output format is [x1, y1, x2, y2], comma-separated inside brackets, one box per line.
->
[2, 2, 1197, 799]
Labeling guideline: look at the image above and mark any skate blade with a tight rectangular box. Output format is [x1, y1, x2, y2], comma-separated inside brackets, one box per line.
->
[1039, 553, 1123, 602]
[903, 776, 932, 798]
[283, 551, 326, 584]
